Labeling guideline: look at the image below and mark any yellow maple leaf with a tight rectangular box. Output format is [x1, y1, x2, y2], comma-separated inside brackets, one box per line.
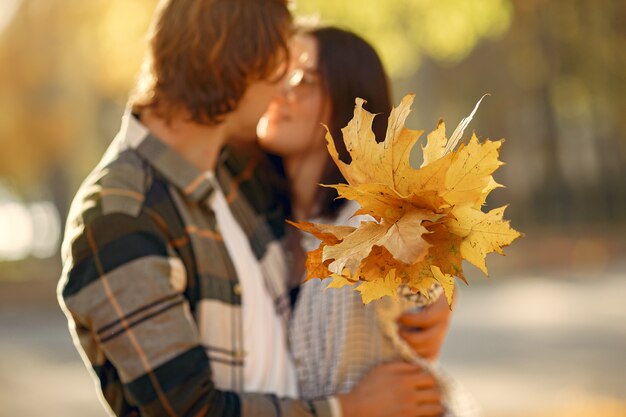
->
[384, 96, 426, 196]
[323, 209, 438, 276]
[476, 176, 504, 208]
[322, 221, 390, 276]
[379, 210, 436, 264]
[355, 245, 397, 281]
[421, 120, 448, 167]
[290, 93, 521, 305]
[326, 94, 426, 197]
[325, 98, 384, 187]
[408, 150, 455, 198]
[324, 183, 406, 222]
[423, 221, 465, 282]
[430, 265, 455, 305]
[446, 204, 521, 275]
[356, 269, 401, 304]
[395, 258, 455, 305]
[442, 134, 504, 207]
[326, 274, 357, 289]
[328, 183, 447, 219]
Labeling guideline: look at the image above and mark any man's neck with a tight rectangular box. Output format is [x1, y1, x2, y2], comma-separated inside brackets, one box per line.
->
[140, 109, 230, 172]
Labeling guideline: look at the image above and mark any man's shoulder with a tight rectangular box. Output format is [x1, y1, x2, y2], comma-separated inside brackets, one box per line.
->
[60, 148, 168, 286]
[69, 148, 153, 227]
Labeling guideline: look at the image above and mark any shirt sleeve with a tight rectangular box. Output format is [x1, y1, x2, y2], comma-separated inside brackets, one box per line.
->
[327, 396, 344, 417]
[59, 211, 333, 417]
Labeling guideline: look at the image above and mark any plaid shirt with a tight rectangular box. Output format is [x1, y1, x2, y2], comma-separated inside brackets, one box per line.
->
[58, 112, 332, 417]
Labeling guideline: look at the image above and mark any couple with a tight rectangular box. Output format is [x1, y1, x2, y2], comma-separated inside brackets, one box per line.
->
[58, 1, 453, 416]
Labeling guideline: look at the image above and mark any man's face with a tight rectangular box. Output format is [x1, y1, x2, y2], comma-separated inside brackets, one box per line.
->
[228, 55, 288, 143]
[230, 80, 281, 142]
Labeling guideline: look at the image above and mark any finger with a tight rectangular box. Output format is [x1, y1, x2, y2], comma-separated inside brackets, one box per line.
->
[414, 374, 438, 389]
[411, 346, 438, 361]
[399, 324, 444, 350]
[375, 361, 426, 374]
[399, 335, 441, 360]
[397, 298, 450, 328]
[401, 371, 438, 389]
[397, 310, 431, 329]
[414, 388, 442, 404]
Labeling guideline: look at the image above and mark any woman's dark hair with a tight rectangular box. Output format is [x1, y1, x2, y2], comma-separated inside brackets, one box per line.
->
[308, 27, 392, 218]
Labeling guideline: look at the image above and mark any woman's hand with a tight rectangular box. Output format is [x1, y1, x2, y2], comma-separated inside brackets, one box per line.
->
[337, 361, 443, 417]
[397, 294, 453, 360]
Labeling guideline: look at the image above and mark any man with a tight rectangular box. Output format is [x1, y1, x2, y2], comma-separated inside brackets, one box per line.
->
[58, 1, 447, 416]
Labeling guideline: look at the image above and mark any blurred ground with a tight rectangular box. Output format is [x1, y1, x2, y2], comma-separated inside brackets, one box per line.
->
[0, 231, 625, 417]
[441, 267, 626, 417]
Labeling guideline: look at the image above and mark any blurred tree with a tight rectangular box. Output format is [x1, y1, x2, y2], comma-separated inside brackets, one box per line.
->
[0, 0, 157, 190]
[295, 0, 626, 228]
[0, 0, 157, 267]
[0, 0, 623, 247]
[295, 0, 513, 76]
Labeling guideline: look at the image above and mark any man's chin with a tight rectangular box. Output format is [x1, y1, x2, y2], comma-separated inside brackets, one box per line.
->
[226, 132, 264, 155]
[228, 132, 258, 145]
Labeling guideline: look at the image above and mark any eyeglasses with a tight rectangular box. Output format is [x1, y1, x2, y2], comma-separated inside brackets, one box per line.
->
[282, 67, 320, 101]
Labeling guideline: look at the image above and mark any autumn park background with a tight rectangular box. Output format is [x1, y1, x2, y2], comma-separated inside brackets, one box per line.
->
[0, 0, 625, 416]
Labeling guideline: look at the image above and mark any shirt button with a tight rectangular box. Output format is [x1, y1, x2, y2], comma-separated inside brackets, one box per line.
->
[233, 284, 242, 295]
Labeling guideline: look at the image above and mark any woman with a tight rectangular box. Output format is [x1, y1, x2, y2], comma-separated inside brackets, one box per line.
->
[258, 27, 475, 415]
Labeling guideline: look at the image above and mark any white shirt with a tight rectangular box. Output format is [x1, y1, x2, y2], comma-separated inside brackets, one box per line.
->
[209, 175, 298, 397]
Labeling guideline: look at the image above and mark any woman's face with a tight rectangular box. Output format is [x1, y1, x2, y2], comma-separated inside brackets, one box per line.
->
[257, 34, 330, 157]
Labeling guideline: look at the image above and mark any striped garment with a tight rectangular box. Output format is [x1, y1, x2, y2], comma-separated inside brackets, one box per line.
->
[290, 201, 397, 399]
[58, 112, 333, 417]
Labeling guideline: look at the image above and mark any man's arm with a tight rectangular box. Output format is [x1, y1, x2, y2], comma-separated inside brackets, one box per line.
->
[60, 210, 444, 417]
[59, 211, 331, 417]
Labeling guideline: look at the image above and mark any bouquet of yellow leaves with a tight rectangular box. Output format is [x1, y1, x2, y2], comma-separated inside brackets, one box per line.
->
[289, 93, 521, 306]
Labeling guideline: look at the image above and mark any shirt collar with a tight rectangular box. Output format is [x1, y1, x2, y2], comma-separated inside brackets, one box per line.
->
[118, 110, 215, 202]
